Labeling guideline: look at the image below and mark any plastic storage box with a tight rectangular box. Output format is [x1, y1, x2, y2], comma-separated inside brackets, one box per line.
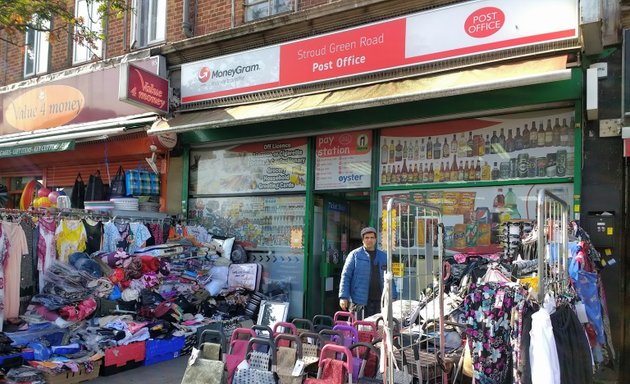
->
[144, 335, 185, 366]
[100, 341, 146, 376]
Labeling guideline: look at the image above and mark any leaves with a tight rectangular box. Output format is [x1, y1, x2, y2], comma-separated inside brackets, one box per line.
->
[0, 0, 130, 49]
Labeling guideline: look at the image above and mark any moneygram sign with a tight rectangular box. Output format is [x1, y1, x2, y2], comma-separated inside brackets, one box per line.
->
[181, 0, 577, 103]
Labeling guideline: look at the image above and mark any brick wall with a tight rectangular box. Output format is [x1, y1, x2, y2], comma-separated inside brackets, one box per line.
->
[0, 0, 351, 87]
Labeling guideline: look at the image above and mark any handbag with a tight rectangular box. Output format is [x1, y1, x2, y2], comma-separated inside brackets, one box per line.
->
[70, 173, 86, 208]
[125, 167, 161, 196]
[110, 165, 126, 197]
[85, 170, 105, 201]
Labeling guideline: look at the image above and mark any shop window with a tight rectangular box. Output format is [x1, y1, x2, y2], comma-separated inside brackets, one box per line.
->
[244, 0, 293, 22]
[24, 18, 50, 77]
[73, 0, 103, 64]
[130, 0, 166, 49]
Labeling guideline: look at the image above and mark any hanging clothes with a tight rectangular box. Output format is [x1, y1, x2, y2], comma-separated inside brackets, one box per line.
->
[103, 221, 151, 254]
[550, 304, 593, 384]
[55, 219, 87, 263]
[2, 221, 28, 319]
[82, 218, 103, 255]
[19, 217, 38, 315]
[529, 307, 560, 384]
[0, 224, 9, 331]
[37, 216, 57, 293]
[463, 281, 526, 384]
[514, 302, 538, 384]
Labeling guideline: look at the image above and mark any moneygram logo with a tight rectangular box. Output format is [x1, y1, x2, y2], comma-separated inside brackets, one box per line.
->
[198, 67, 211, 83]
[197, 63, 261, 83]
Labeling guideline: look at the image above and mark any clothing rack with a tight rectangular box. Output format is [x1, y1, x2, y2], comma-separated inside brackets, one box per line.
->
[0, 208, 170, 224]
[536, 188, 570, 303]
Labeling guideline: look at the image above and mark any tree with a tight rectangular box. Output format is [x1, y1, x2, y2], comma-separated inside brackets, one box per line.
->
[0, 0, 128, 52]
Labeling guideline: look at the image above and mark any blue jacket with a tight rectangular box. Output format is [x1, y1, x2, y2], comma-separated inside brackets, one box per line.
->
[339, 246, 387, 306]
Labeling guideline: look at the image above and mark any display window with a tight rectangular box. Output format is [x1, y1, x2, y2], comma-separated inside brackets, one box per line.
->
[378, 183, 573, 255]
[188, 195, 306, 318]
[379, 108, 575, 186]
[188, 195, 305, 249]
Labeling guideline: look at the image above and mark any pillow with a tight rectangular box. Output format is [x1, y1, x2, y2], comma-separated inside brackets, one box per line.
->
[212, 237, 234, 260]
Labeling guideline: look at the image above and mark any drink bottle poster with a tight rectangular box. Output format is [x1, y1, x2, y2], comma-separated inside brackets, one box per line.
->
[379, 183, 573, 253]
[315, 130, 372, 190]
[190, 138, 307, 194]
[378, 108, 575, 186]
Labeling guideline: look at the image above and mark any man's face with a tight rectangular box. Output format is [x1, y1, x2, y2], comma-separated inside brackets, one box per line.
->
[362, 232, 377, 251]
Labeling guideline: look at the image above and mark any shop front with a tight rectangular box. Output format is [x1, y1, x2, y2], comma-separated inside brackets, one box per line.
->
[153, 0, 582, 318]
[0, 53, 170, 210]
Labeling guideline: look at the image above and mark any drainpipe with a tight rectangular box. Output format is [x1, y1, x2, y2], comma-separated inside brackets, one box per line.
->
[182, 0, 193, 38]
[231, 0, 235, 28]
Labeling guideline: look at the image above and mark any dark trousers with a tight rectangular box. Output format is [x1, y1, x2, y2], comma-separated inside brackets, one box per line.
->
[349, 300, 380, 320]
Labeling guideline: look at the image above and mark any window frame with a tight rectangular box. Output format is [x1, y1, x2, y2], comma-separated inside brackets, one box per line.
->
[23, 18, 50, 78]
[73, 0, 104, 64]
[244, 0, 293, 22]
[131, 0, 166, 49]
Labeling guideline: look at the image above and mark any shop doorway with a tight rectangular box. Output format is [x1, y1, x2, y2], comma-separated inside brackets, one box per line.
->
[309, 192, 370, 317]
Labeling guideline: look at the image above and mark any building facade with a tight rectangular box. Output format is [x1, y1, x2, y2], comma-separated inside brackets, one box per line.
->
[1, 0, 628, 381]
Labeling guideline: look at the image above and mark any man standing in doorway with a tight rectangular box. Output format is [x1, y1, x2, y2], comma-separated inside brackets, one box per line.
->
[339, 226, 387, 319]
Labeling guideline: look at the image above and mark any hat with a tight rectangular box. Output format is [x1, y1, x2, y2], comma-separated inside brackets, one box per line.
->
[361, 227, 377, 237]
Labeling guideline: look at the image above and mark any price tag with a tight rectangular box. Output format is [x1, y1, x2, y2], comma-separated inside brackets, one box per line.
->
[575, 302, 588, 323]
[494, 290, 505, 309]
[292, 359, 305, 376]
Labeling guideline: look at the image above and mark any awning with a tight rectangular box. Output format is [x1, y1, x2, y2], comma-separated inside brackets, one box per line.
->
[149, 56, 571, 135]
[0, 112, 158, 148]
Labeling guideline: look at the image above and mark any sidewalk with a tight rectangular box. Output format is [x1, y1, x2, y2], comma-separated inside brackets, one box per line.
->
[90, 356, 188, 383]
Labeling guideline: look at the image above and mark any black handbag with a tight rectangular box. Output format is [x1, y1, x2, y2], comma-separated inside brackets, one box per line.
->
[110, 165, 126, 197]
[70, 173, 86, 209]
[85, 170, 105, 201]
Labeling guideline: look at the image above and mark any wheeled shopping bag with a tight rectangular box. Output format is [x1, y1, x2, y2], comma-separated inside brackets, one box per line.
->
[304, 344, 353, 384]
[275, 333, 305, 384]
[180, 330, 227, 384]
[349, 342, 380, 384]
[226, 328, 257, 383]
[233, 337, 279, 384]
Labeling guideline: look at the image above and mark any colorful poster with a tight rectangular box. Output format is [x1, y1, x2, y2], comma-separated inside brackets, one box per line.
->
[315, 130, 372, 190]
[190, 138, 307, 194]
[379, 108, 575, 186]
[379, 183, 573, 253]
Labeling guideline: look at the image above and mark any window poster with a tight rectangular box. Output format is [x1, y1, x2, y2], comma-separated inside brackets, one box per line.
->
[190, 138, 307, 195]
[315, 130, 372, 190]
[378, 108, 575, 186]
[378, 183, 573, 254]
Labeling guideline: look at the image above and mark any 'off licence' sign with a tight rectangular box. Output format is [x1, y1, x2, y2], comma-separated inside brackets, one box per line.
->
[181, 0, 577, 103]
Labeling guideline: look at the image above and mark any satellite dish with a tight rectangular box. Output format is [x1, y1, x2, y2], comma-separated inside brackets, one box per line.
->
[146, 145, 159, 174]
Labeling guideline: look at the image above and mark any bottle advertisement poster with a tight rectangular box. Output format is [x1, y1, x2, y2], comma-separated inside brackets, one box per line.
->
[315, 130, 372, 190]
[379, 183, 573, 254]
[379, 108, 575, 186]
[190, 138, 307, 195]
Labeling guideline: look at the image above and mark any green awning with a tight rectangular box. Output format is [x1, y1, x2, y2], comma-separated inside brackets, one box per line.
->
[0, 141, 75, 158]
